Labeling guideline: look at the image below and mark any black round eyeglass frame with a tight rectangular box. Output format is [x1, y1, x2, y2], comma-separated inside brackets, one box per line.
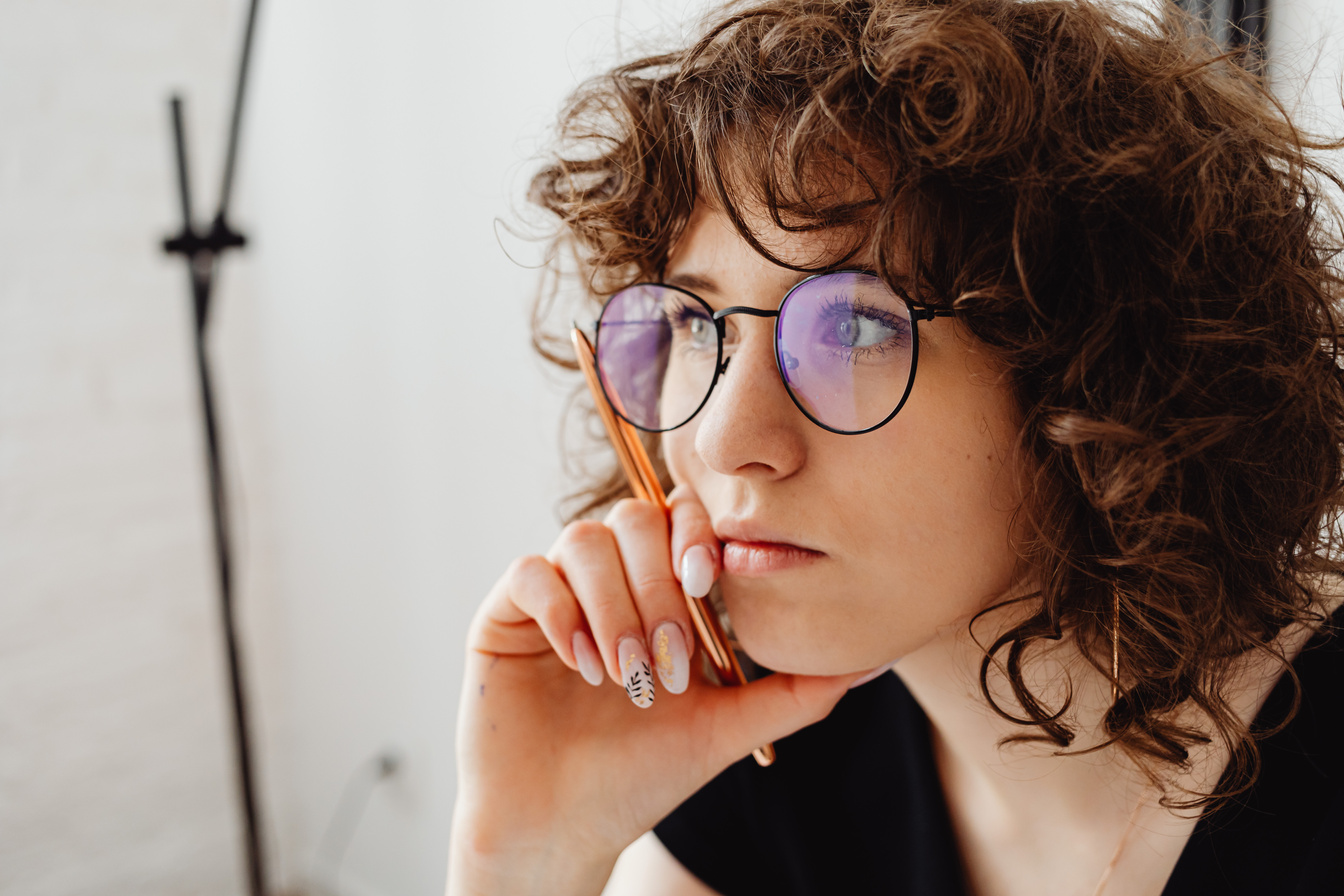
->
[593, 269, 957, 436]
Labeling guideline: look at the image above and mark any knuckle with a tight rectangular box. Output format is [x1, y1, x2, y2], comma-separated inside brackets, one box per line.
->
[668, 484, 706, 515]
[502, 557, 580, 635]
[629, 568, 680, 599]
[559, 518, 613, 552]
[507, 553, 551, 583]
[581, 586, 623, 617]
[504, 555, 559, 608]
[606, 498, 666, 537]
[606, 498, 663, 529]
[667, 482, 699, 507]
[668, 502, 710, 546]
[532, 588, 572, 630]
[672, 501, 710, 531]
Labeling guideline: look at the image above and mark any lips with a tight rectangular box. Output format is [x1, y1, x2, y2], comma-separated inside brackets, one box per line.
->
[714, 519, 825, 576]
[721, 541, 824, 575]
[713, 519, 817, 550]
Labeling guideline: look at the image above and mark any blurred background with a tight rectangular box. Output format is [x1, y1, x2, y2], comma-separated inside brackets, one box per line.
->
[1, 1, 1341, 895]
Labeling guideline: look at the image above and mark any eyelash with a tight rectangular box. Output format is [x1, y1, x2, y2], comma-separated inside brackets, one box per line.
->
[817, 296, 908, 330]
[667, 298, 712, 329]
[816, 295, 912, 359]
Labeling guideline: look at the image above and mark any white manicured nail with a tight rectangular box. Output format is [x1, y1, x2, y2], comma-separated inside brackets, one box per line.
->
[680, 544, 715, 598]
[618, 637, 655, 708]
[572, 631, 604, 687]
[651, 622, 690, 694]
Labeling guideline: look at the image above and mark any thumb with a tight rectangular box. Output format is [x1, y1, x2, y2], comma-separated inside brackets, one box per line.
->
[698, 670, 861, 770]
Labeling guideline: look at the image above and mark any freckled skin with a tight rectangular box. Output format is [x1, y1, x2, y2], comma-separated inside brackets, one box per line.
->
[661, 207, 1025, 676]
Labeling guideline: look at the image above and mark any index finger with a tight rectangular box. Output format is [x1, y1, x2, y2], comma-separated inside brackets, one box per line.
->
[667, 483, 720, 599]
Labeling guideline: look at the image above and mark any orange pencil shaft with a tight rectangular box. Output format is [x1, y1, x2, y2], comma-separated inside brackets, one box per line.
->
[572, 328, 775, 766]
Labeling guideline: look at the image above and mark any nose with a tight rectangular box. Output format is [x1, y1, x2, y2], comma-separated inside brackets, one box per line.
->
[693, 321, 807, 480]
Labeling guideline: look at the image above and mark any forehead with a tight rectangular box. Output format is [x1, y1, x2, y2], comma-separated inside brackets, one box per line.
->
[662, 204, 925, 306]
[665, 204, 873, 284]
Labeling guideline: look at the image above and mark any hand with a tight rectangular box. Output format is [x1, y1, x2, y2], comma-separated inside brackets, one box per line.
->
[448, 485, 861, 895]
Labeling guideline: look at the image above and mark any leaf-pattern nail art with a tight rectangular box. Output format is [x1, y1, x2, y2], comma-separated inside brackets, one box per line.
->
[624, 653, 655, 708]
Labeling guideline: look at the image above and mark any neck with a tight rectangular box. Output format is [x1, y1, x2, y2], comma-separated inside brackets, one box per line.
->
[892, 594, 1336, 896]
[896, 604, 1147, 824]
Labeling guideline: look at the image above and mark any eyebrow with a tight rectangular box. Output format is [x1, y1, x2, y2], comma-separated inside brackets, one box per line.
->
[661, 271, 806, 297]
[662, 267, 918, 299]
[661, 272, 717, 294]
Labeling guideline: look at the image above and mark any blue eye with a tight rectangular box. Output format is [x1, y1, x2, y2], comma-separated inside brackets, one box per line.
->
[666, 299, 716, 352]
[815, 297, 911, 357]
[833, 310, 894, 348]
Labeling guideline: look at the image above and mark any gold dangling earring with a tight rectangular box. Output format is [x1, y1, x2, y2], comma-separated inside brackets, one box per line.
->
[1111, 590, 1121, 705]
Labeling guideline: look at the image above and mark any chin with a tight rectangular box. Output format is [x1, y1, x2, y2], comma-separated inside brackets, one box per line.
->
[723, 595, 871, 677]
[720, 581, 938, 676]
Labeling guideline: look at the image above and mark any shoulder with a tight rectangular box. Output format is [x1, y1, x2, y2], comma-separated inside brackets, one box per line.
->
[1166, 604, 1344, 894]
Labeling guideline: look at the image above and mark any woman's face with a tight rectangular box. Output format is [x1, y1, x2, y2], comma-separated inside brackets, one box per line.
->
[661, 205, 1025, 675]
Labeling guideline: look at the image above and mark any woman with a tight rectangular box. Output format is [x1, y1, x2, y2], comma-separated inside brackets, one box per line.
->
[450, 0, 1344, 893]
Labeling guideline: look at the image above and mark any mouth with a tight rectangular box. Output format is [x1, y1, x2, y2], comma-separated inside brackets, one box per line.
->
[714, 520, 825, 576]
[721, 541, 825, 576]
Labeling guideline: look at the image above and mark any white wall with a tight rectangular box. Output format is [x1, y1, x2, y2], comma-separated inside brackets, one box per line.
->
[1270, 0, 1344, 143]
[0, 1, 710, 894]
[0, 2, 247, 894]
[228, 3, 715, 896]
[3, 2, 1342, 896]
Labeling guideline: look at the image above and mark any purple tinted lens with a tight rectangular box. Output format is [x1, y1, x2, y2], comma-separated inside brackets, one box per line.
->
[596, 285, 718, 431]
[776, 272, 916, 432]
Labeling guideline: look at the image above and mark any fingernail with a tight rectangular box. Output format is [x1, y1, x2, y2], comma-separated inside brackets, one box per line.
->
[680, 544, 715, 599]
[572, 631, 604, 687]
[618, 636, 655, 708]
[849, 661, 897, 690]
[651, 622, 690, 694]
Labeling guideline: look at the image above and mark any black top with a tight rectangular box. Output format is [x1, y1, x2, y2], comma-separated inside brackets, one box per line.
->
[655, 609, 1343, 896]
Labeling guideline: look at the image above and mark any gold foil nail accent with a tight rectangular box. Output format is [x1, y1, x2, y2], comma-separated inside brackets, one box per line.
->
[655, 629, 675, 685]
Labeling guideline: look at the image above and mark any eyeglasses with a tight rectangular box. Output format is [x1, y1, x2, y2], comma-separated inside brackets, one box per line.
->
[593, 269, 954, 435]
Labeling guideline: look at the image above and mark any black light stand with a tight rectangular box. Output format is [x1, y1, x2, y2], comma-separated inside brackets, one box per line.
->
[161, 2, 266, 894]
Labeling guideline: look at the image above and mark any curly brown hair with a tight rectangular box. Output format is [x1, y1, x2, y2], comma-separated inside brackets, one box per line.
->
[526, 0, 1344, 806]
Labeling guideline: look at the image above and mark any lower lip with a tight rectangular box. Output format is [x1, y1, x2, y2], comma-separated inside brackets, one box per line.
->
[722, 541, 824, 576]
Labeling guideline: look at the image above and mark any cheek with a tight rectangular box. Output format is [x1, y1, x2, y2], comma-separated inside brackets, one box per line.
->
[654, 343, 1027, 675]
[848, 419, 1021, 599]
[660, 426, 699, 487]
